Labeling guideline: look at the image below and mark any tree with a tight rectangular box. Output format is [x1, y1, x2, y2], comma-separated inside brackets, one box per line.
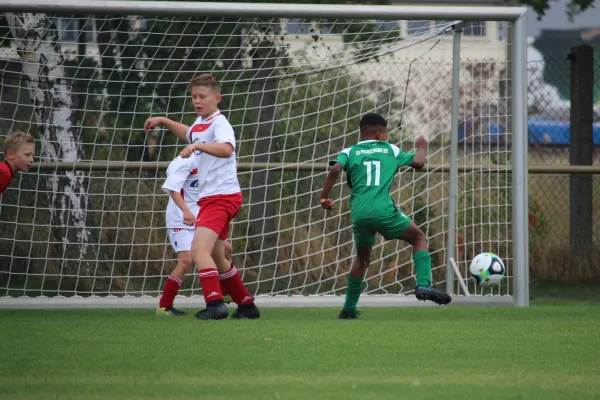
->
[86, 0, 392, 162]
[518, 0, 596, 19]
[6, 13, 112, 294]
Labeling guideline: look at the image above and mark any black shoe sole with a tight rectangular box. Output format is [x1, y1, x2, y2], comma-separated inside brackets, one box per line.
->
[232, 304, 260, 320]
[416, 292, 452, 305]
[338, 309, 360, 319]
[196, 313, 228, 320]
[195, 304, 229, 320]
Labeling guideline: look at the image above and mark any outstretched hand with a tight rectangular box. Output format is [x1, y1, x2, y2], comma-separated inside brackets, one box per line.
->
[320, 198, 335, 210]
[416, 136, 427, 150]
[144, 117, 162, 133]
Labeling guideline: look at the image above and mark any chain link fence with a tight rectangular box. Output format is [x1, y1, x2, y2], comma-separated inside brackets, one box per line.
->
[527, 56, 600, 282]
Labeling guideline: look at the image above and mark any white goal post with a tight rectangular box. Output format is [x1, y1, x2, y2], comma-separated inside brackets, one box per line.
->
[0, 1, 528, 308]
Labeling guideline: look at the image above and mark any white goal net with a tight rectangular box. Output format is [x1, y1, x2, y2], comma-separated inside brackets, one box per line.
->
[0, 2, 528, 307]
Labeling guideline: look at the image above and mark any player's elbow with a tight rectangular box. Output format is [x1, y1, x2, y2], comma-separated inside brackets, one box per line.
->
[221, 143, 234, 158]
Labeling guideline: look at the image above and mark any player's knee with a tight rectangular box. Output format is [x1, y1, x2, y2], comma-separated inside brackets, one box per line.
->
[178, 257, 194, 272]
[191, 249, 213, 269]
[211, 249, 230, 271]
[410, 229, 428, 251]
[361, 254, 371, 269]
[354, 250, 371, 270]
[192, 243, 212, 262]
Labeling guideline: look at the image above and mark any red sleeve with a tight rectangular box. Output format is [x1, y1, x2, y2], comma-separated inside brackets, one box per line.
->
[0, 163, 13, 194]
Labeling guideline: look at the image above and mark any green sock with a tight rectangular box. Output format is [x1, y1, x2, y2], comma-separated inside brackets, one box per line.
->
[413, 250, 432, 287]
[343, 275, 363, 311]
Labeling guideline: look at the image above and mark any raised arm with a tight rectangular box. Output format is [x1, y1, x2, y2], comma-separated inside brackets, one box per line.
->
[411, 136, 427, 170]
[180, 119, 235, 159]
[144, 117, 190, 142]
[180, 142, 234, 159]
[319, 162, 343, 210]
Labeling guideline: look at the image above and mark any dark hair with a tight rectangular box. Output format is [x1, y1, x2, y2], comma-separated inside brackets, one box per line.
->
[359, 113, 387, 133]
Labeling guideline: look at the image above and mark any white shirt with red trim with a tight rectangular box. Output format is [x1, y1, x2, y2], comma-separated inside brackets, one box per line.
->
[161, 155, 201, 229]
[185, 110, 241, 198]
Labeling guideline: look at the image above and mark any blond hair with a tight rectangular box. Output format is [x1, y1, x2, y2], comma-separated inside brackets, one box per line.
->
[188, 73, 221, 93]
[4, 131, 34, 153]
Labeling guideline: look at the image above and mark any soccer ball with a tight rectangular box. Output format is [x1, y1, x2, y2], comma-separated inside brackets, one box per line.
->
[469, 252, 506, 287]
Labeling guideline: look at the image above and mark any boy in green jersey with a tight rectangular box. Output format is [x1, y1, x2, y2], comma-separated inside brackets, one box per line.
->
[320, 113, 451, 319]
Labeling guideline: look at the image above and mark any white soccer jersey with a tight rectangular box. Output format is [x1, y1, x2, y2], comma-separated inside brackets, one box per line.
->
[185, 110, 241, 198]
[161, 155, 201, 229]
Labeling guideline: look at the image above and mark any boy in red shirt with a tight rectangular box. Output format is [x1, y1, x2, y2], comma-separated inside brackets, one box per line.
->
[1, 131, 35, 194]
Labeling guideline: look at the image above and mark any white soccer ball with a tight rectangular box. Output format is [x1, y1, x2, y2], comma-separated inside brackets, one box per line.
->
[469, 252, 506, 287]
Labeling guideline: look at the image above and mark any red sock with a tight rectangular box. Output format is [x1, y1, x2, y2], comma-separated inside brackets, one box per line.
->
[198, 268, 223, 304]
[159, 275, 182, 308]
[220, 282, 229, 297]
[219, 266, 253, 305]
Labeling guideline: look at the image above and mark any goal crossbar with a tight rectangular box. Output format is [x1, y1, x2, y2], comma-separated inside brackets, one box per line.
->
[0, 1, 527, 21]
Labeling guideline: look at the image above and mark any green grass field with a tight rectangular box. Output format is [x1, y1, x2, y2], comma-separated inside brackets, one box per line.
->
[2, 298, 600, 400]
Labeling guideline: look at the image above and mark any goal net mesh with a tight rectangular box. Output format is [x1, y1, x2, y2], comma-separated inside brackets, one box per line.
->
[0, 12, 511, 301]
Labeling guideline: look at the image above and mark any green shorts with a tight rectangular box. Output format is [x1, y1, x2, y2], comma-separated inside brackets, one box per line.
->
[352, 210, 412, 248]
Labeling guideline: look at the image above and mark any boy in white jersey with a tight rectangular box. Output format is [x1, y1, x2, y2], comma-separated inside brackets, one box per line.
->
[156, 153, 233, 316]
[145, 74, 259, 320]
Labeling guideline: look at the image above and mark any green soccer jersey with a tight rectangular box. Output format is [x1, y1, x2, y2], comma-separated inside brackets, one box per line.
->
[330, 140, 415, 220]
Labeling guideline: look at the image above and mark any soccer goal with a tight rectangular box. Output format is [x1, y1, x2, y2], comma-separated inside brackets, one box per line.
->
[0, 1, 528, 308]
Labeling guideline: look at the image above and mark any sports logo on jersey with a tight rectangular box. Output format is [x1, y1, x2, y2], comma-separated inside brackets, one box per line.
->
[188, 118, 215, 144]
[190, 121, 214, 134]
[189, 120, 214, 141]
[189, 167, 199, 189]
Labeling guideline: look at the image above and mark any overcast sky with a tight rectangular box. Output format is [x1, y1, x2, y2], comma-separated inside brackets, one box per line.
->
[527, 0, 600, 37]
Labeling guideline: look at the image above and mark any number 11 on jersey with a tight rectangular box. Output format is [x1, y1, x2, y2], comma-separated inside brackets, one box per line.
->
[363, 161, 380, 186]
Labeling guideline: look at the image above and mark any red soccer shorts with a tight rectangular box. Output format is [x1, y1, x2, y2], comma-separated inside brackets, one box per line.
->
[196, 192, 243, 240]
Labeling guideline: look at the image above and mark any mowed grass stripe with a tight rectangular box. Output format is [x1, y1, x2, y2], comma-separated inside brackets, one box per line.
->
[1, 304, 599, 400]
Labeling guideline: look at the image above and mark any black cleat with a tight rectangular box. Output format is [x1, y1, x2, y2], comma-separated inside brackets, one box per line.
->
[232, 302, 260, 320]
[338, 308, 360, 319]
[195, 300, 229, 320]
[415, 285, 452, 305]
[156, 307, 187, 316]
